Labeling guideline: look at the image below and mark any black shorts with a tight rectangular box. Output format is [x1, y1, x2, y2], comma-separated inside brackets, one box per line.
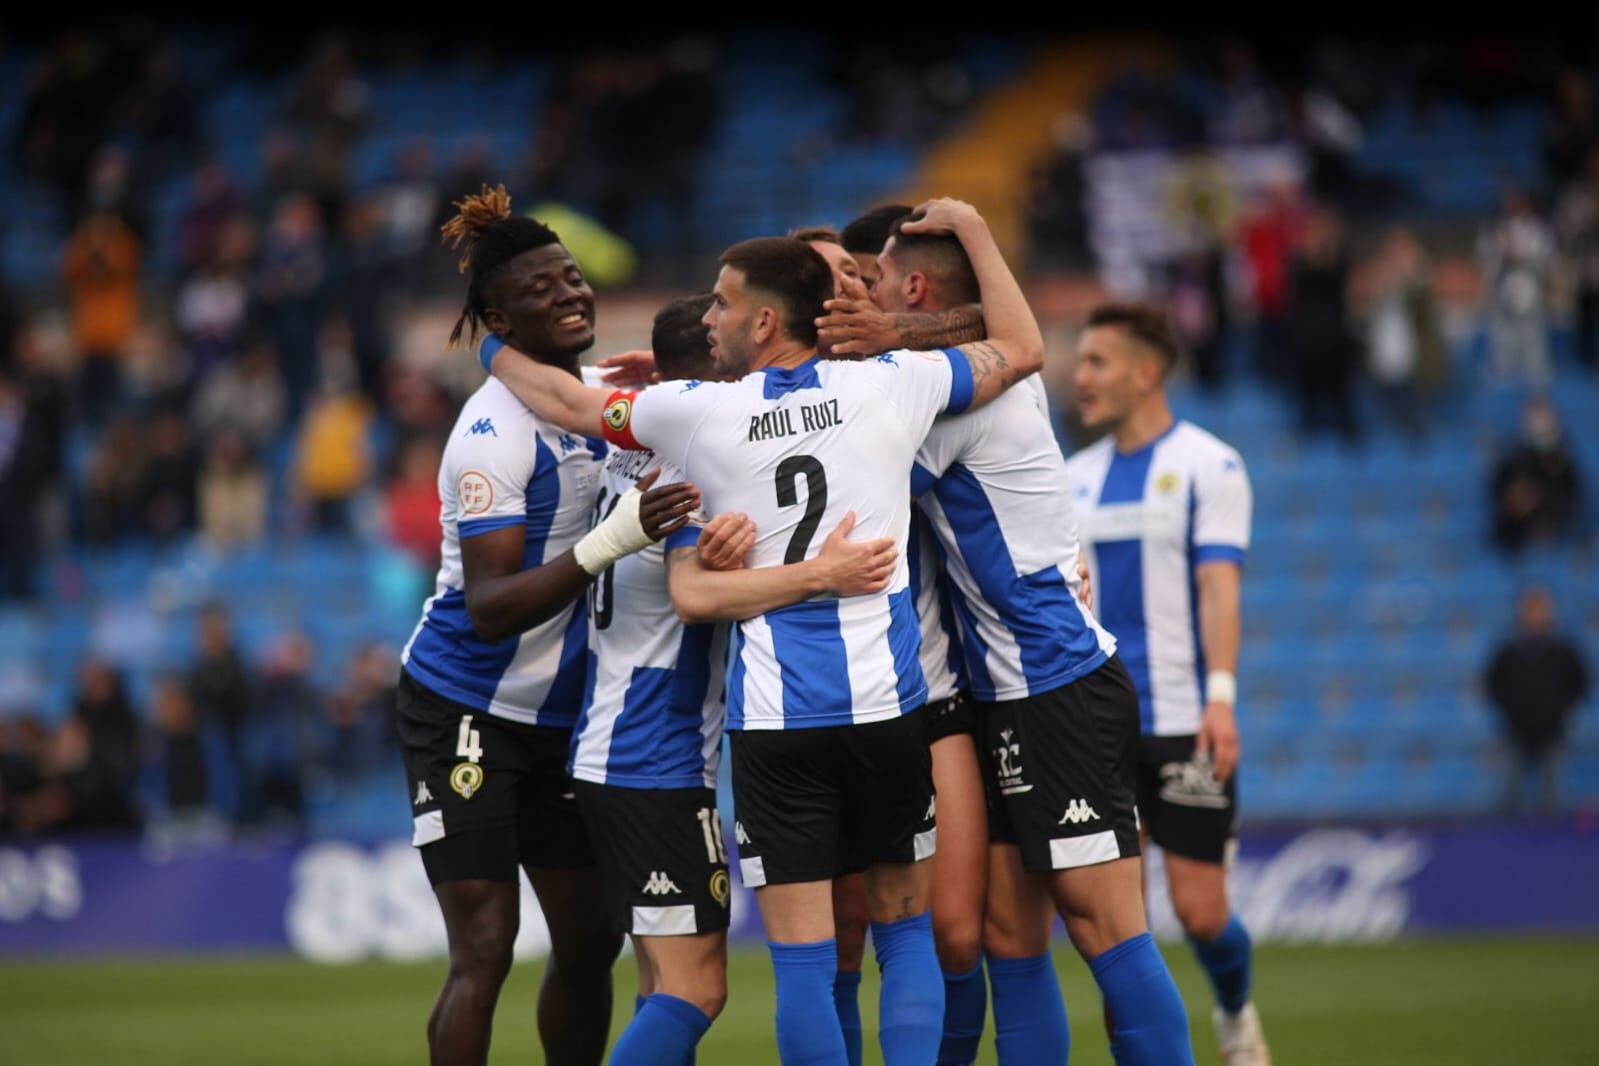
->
[729, 708, 935, 888]
[924, 692, 977, 745]
[575, 781, 731, 938]
[1136, 733, 1239, 865]
[396, 669, 593, 885]
[979, 656, 1142, 873]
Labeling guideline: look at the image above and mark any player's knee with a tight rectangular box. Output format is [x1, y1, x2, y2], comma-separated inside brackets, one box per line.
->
[549, 927, 622, 984]
[1171, 889, 1228, 942]
[448, 909, 518, 988]
[934, 916, 984, 974]
[835, 915, 870, 971]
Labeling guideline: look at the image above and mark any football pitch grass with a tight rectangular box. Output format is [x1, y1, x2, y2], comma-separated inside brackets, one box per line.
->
[3, 938, 1596, 1064]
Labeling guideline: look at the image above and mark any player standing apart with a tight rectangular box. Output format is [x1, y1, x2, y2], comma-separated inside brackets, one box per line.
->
[1066, 303, 1269, 1066]
[397, 187, 699, 1066]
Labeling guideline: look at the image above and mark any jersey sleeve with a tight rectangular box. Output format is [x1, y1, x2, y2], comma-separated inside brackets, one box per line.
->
[1191, 445, 1252, 564]
[600, 380, 715, 465]
[450, 420, 539, 539]
[861, 348, 974, 444]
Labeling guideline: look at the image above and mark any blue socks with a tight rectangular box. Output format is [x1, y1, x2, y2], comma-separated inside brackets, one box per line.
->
[938, 961, 987, 1065]
[1190, 914, 1253, 1014]
[987, 953, 1070, 1065]
[771, 939, 849, 1065]
[871, 913, 945, 1066]
[610, 993, 711, 1066]
[833, 970, 864, 1066]
[1090, 932, 1195, 1066]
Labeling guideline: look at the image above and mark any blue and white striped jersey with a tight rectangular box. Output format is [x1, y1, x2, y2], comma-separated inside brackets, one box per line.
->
[912, 375, 1116, 703]
[908, 510, 964, 704]
[602, 350, 973, 731]
[1063, 421, 1251, 736]
[402, 376, 606, 727]
[569, 448, 726, 789]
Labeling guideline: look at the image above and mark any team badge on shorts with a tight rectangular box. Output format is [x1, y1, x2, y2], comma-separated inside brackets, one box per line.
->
[709, 870, 730, 908]
[450, 762, 485, 799]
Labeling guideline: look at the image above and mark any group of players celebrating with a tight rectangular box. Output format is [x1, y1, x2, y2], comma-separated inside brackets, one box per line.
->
[396, 184, 1268, 1066]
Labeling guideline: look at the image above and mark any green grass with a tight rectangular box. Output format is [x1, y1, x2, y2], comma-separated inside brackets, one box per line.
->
[2, 939, 1596, 1064]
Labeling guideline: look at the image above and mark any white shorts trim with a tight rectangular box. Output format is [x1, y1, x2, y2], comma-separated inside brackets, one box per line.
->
[913, 827, 938, 862]
[739, 855, 767, 888]
[1048, 830, 1120, 869]
[631, 905, 698, 936]
[412, 811, 445, 847]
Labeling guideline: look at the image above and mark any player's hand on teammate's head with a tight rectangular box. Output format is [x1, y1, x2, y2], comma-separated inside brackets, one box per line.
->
[597, 349, 660, 387]
[636, 469, 703, 541]
[901, 197, 983, 237]
[816, 297, 895, 358]
[697, 512, 756, 571]
[815, 511, 898, 598]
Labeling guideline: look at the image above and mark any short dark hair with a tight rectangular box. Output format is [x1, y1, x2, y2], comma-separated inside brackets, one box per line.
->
[651, 294, 715, 381]
[885, 212, 980, 306]
[1085, 302, 1180, 372]
[840, 204, 913, 255]
[719, 237, 833, 347]
[788, 225, 843, 245]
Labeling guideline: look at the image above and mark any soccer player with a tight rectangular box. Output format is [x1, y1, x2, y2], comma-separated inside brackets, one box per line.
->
[481, 198, 1044, 1066]
[397, 186, 700, 1066]
[571, 294, 903, 1066]
[840, 204, 914, 289]
[822, 214, 1198, 1066]
[1064, 303, 1268, 1066]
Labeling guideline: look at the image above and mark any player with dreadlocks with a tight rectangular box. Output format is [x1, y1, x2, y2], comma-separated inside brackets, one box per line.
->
[397, 185, 702, 1066]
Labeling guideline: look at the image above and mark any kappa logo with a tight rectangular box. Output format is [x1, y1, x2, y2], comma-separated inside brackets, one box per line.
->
[1158, 760, 1230, 809]
[734, 822, 751, 846]
[466, 418, 498, 438]
[925, 795, 937, 821]
[875, 352, 898, 366]
[994, 728, 1033, 795]
[642, 871, 681, 896]
[680, 380, 704, 392]
[557, 433, 583, 454]
[1058, 799, 1100, 825]
[414, 781, 434, 806]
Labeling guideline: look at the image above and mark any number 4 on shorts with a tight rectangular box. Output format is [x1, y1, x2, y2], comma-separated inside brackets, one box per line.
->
[457, 715, 483, 764]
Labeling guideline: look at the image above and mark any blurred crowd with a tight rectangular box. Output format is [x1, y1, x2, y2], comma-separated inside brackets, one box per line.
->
[0, 603, 397, 837]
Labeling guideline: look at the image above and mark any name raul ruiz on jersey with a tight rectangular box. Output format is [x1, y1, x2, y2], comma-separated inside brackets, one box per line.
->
[748, 399, 844, 442]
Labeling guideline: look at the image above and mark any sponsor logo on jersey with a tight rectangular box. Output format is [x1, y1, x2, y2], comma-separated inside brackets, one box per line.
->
[413, 781, 434, 807]
[1158, 758, 1230, 809]
[603, 396, 633, 432]
[709, 870, 730, 907]
[1058, 799, 1100, 824]
[642, 871, 681, 896]
[466, 418, 498, 438]
[458, 471, 494, 515]
[449, 762, 484, 800]
[994, 728, 1033, 795]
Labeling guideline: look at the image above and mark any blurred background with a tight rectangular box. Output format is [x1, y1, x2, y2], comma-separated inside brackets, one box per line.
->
[1, 19, 1596, 1065]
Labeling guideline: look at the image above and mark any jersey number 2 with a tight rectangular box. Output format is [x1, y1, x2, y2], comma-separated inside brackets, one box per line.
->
[775, 455, 827, 564]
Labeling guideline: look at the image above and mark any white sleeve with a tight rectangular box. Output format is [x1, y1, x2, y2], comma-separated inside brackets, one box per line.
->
[603, 379, 718, 467]
[858, 348, 975, 446]
[913, 411, 982, 493]
[449, 421, 539, 539]
[1192, 446, 1252, 564]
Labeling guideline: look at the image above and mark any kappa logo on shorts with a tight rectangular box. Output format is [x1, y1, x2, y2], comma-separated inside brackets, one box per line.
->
[734, 821, 751, 846]
[924, 795, 936, 821]
[1057, 799, 1100, 825]
[449, 762, 484, 800]
[642, 871, 681, 896]
[413, 781, 434, 807]
[709, 870, 730, 908]
[994, 728, 1033, 795]
[1158, 760, 1230, 809]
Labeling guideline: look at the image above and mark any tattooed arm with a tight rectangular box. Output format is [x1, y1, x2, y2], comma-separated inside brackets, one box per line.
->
[901, 199, 1045, 411]
[816, 301, 987, 356]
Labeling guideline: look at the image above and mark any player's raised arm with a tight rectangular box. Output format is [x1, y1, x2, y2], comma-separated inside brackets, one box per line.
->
[480, 333, 613, 439]
[666, 512, 897, 624]
[816, 300, 985, 357]
[900, 198, 1043, 410]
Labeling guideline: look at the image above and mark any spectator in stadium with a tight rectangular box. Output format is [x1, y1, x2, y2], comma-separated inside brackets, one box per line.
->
[1544, 69, 1598, 196]
[1486, 587, 1591, 815]
[255, 193, 327, 424]
[1480, 187, 1555, 387]
[61, 207, 142, 423]
[187, 604, 253, 776]
[382, 434, 443, 569]
[1239, 180, 1303, 384]
[0, 367, 51, 600]
[27, 715, 142, 832]
[148, 675, 214, 829]
[71, 659, 140, 793]
[177, 157, 244, 274]
[175, 221, 254, 378]
[1362, 227, 1446, 440]
[1556, 145, 1599, 372]
[197, 429, 269, 551]
[247, 632, 321, 824]
[322, 643, 398, 780]
[1288, 203, 1359, 443]
[1490, 396, 1583, 553]
[139, 405, 199, 543]
[0, 715, 49, 834]
[1027, 114, 1094, 272]
[292, 365, 373, 534]
[192, 339, 287, 454]
[1169, 242, 1231, 390]
[81, 413, 151, 545]
[333, 198, 395, 403]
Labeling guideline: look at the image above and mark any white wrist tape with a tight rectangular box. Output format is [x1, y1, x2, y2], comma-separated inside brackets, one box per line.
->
[572, 486, 654, 575]
[1206, 670, 1237, 706]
